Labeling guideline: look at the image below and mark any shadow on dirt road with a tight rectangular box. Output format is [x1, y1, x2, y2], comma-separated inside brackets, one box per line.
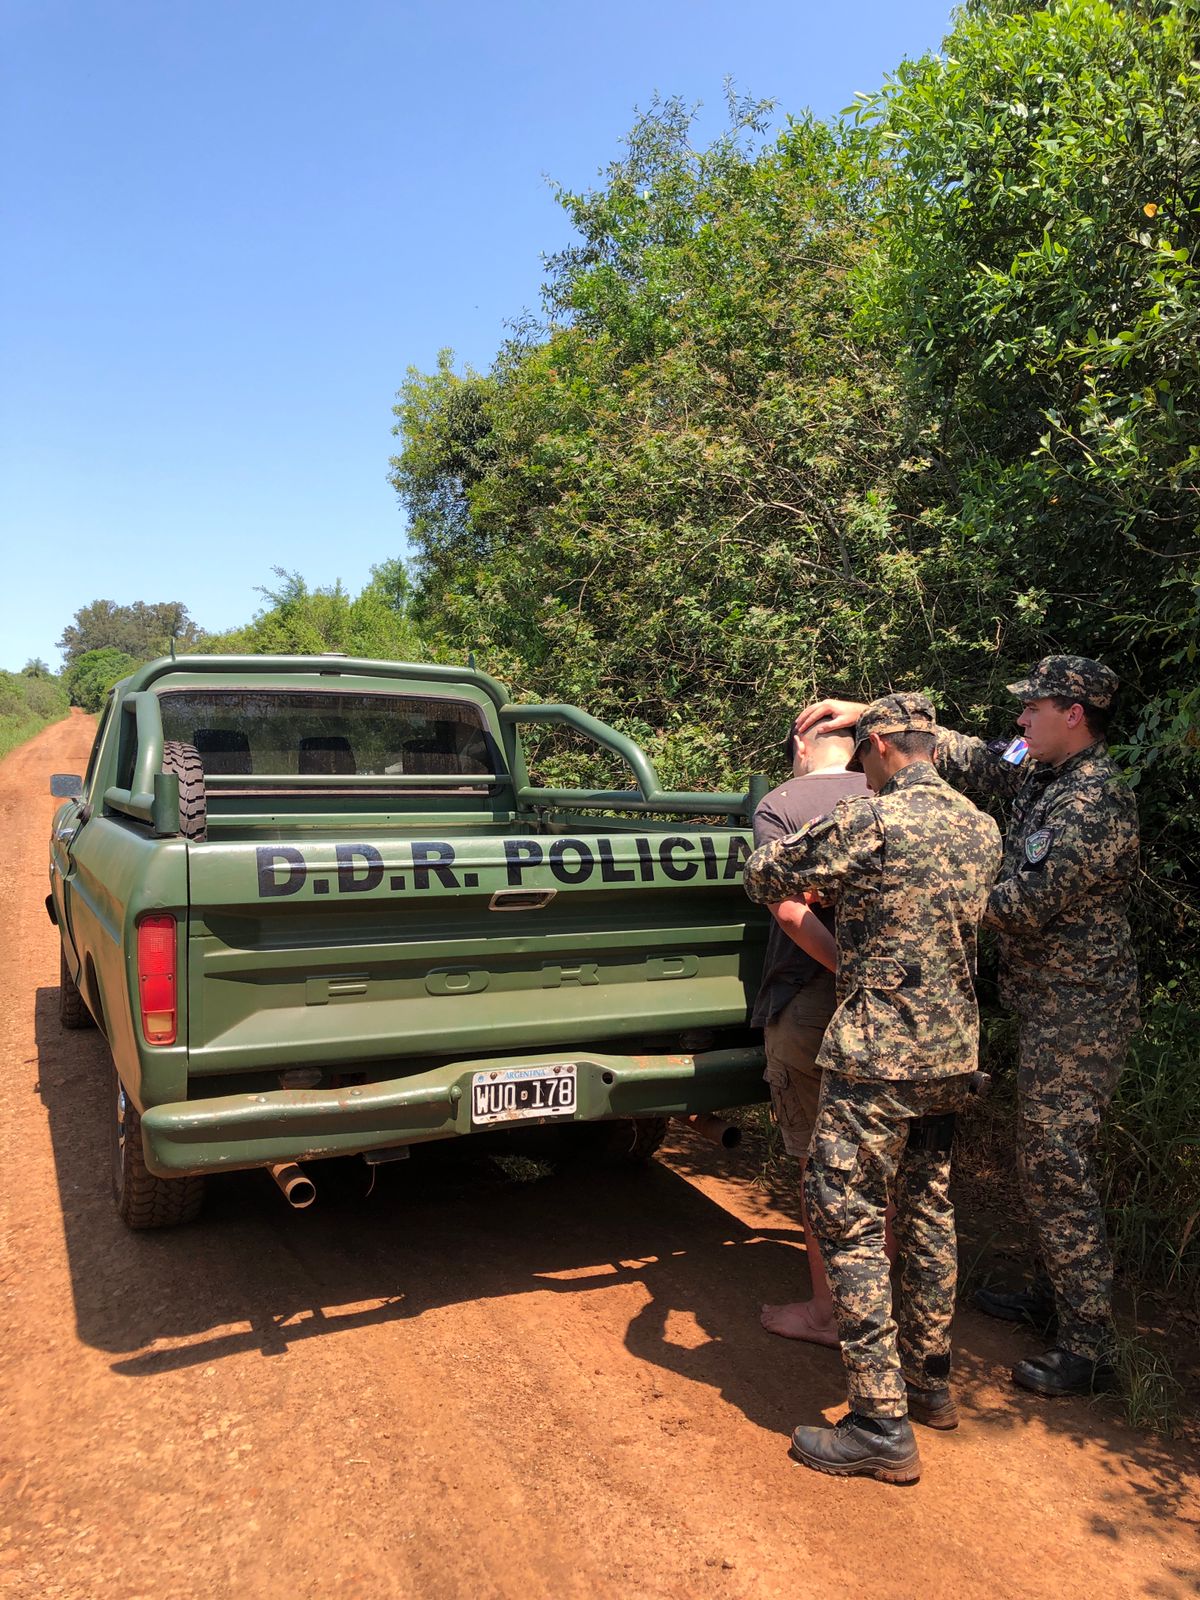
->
[33, 981, 1200, 1554]
[32, 985, 844, 1410]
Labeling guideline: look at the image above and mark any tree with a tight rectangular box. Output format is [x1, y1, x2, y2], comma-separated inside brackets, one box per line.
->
[22, 658, 52, 678]
[197, 564, 425, 661]
[63, 648, 139, 711]
[57, 600, 204, 667]
[851, 0, 1200, 988]
[392, 100, 944, 788]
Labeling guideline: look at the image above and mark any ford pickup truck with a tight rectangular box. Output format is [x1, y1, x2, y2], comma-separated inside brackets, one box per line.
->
[48, 655, 770, 1228]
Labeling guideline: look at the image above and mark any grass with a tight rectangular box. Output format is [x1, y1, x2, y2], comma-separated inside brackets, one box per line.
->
[0, 709, 65, 762]
[1113, 1316, 1188, 1436]
[1102, 1003, 1200, 1303]
[0, 669, 70, 762]
[955, 1231, 1003, 1307]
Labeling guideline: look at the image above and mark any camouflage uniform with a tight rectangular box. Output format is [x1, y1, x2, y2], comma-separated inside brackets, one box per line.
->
[745, 695, 1002, 1418]
[935, 656, 1139, 1361]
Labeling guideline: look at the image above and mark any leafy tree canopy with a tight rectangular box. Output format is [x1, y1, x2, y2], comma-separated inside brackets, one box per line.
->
[63, 648, 140, 712]
[393, 98, 937, 787]
[57, 599, 204, 667]
[197, 563, 424, 661]
[391, 2, 1199, 984]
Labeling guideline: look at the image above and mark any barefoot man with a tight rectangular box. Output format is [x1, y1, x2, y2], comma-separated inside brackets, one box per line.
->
[752, 714, 870, 1345]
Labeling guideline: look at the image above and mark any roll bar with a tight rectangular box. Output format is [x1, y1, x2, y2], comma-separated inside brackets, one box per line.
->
[103, 658, 768, 828]
[498, 704, 765, 818]
[103, 692, 180, 833]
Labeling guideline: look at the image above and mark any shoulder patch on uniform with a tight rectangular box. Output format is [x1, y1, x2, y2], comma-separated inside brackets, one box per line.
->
[1024, 828, 1053, 865]
[1000, 736, 1029, 766]
[782, 815, 837, 847]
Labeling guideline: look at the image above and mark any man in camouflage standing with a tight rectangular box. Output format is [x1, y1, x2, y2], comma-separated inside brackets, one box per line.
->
[794, 658, 1139, 1398]
[745, 694, 1001, 1483]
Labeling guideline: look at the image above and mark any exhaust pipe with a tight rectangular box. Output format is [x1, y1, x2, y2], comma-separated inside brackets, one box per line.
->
[675, 1113, 742, 1150]
[268, 1161, 316, 1209]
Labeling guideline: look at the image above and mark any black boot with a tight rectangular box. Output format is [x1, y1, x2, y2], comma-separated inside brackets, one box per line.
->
[789, 1412, 921, 1485]
[905, 1384, 959, 1431]
[1011, 1346, 1118, 1398]
[974, 1281, 1058, 1336]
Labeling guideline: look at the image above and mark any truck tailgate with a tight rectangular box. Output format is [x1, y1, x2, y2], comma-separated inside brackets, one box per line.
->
[185, 829, 763, 1075]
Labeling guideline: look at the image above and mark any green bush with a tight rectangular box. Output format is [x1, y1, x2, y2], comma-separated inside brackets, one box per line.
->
[197, 562, 428, 662]
[63, 648, 140, 712]
[1104, 1004, 1200, 1300]
[0, 669, 69, 759]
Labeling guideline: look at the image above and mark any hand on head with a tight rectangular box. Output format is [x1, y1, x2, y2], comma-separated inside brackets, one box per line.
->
[793, 699, 866, 741]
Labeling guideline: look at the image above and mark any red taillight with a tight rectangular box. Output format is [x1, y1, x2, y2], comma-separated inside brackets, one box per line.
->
[137, 913, 177, 1045]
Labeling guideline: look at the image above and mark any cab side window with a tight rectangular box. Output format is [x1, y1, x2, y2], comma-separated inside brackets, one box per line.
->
[115, 702, 138, 792]
[83, 695, 116, 800]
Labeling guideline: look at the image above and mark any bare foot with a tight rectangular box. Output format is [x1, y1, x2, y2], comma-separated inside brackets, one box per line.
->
[760, 1300, 841, 1347]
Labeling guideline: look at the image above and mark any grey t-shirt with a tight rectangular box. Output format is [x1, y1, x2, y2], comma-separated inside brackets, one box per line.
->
[750, 768, 871, 1027]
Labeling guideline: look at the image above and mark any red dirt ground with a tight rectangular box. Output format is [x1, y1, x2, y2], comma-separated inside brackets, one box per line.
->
[2, 711, 1197, 1599]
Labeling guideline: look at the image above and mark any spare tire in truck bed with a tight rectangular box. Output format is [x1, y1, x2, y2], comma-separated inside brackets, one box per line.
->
[162, 740, 206, 841]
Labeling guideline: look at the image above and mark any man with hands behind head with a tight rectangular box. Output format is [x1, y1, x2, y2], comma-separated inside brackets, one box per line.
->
[752, 714, 870, 1347]
[745, 695, 1001, 1484]
[794, 658, 1139, 1399]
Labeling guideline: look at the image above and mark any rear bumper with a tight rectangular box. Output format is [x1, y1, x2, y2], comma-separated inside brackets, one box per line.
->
[139, 1045, 767, 1176]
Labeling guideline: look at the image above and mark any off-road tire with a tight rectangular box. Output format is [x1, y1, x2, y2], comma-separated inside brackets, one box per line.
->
[598, 1116, 670, 1166]
[162, 740, 207, 841]
[551, 1116, 670, 1171]
[111, 1066, 205, 1229]
[59, 943, 95, 1030]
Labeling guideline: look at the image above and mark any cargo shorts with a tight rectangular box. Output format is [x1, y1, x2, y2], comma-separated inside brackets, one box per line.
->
[762, 972, 836, 1158]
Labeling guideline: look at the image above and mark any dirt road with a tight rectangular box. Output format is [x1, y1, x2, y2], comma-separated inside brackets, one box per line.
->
[2, 712, 1197, 1600]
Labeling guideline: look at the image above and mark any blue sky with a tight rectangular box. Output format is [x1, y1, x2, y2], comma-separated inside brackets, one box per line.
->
[1, 0, 954, 670]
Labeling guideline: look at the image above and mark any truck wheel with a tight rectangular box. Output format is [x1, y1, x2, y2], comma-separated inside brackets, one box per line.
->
[59, 944, 95, 1030]
[552, 1116, 670, 1170]
[111, 1067, 204, 1229]
[599, 1117, 670, 1166]
[162, 740, 207, 841]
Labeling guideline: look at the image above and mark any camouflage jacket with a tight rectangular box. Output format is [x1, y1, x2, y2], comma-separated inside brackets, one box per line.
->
[743, 761, 1002, 1081]
[935, 732, 1139, 1008]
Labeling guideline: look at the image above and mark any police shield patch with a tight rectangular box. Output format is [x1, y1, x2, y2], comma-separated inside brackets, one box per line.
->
[1024, 828, 1053, 865]
[783, 816, 837, 847]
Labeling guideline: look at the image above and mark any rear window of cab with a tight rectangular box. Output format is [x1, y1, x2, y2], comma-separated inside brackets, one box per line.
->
[156, 689, 501, 780]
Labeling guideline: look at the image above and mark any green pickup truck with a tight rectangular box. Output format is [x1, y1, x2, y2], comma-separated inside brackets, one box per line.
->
[48, 655, 770, 1228]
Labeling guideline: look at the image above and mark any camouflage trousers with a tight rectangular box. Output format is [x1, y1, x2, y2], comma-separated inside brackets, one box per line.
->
[1015, 984, 1137, 1362]
[804, 1071, 974, 1420]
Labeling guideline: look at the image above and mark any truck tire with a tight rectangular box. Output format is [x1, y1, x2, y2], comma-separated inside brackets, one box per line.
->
[162, 740, 207, 841]
[551, 1116, 670, 1170]
[111, 1066, 205, 1229]
[59, 943, 95, 1030]
[597, 1116, 670, 1166]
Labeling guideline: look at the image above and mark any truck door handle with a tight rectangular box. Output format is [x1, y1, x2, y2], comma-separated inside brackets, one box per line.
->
[305, 975, 369, 1005]
[489, 889, 556, 911]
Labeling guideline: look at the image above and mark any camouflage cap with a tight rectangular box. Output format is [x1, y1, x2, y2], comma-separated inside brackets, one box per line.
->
[847, 691, 937, 772]
[1006, 655, 1119, 710]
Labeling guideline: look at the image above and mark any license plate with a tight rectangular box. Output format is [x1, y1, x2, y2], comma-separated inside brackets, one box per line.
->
[471, 1063, 578, 1125]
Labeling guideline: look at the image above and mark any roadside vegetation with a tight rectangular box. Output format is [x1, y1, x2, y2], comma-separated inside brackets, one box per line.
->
[0, 663, 69, 760]
[193, 560, 423, 662]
